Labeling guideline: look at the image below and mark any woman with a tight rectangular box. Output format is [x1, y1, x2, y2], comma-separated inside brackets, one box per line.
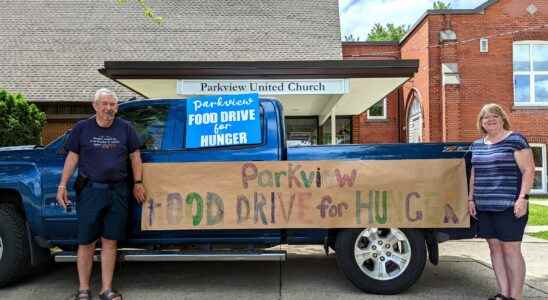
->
[469, 103, 535, 300]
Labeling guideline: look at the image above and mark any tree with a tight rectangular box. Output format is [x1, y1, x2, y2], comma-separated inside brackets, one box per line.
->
[0, 89, 46, 146]
[433, 1, 452, 9]
[344, 33, 361, 42]
[367, 23, 409, 41]
[116, 0, 164, 24]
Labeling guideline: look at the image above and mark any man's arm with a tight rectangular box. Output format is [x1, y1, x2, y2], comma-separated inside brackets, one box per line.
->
[56, 151, 79, 209]
[130, 150, 146, 203]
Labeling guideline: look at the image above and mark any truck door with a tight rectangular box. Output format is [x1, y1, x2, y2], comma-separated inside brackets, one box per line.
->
[126, 100, 283, 246]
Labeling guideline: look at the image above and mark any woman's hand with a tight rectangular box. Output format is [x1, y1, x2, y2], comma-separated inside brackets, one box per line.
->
[514, 197, 528, 218]
[468, 200, 477, 219]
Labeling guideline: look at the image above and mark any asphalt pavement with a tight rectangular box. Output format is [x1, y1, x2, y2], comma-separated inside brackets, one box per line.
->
[2, 242, 548, 300]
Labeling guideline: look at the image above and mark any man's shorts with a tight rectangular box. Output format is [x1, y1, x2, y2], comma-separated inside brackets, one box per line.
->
[477, 207, 528, 242]
[76, 181, 129, 245]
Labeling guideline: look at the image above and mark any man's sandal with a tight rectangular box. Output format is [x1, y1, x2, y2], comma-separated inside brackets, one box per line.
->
[488, 294, 508, 300]
[99, 288, 123, 300]
[73, 289, 91, 300]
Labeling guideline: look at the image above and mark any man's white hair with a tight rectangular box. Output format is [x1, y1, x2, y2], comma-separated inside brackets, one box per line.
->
[93, 88, 118, 104]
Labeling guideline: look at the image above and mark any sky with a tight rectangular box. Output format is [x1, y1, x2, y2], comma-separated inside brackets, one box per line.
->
[340, 0, 488, 40]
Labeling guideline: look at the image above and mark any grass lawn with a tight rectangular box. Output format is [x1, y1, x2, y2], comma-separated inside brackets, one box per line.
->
[530, 195, 548, 201]
[528, 204, 548, 225]
[530, 231, 548, 240]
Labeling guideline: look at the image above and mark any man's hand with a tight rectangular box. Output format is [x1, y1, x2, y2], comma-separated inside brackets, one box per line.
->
[468, 200, 477, 219]
[133, 183, 146, 204]
[514, 197, 528, 218]
[56, 186, 71, 209]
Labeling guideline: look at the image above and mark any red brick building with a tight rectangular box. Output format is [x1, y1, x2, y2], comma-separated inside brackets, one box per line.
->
[345, 0, 548, 194]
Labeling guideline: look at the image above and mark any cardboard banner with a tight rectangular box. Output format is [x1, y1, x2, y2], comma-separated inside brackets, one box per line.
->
[141, 159, 469, 230]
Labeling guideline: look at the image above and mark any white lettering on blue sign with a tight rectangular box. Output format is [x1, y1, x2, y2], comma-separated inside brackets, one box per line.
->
[186, 94, 261, 148]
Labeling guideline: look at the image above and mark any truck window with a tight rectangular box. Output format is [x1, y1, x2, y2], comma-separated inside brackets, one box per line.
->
[118, 105, 170, 151]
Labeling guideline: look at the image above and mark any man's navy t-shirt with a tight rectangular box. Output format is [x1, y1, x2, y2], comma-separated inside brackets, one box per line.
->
[67, 117, 141, 183]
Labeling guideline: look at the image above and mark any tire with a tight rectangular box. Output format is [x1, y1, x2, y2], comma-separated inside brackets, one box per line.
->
[335, 228, 426, 295]
[0, 203, 31, 287]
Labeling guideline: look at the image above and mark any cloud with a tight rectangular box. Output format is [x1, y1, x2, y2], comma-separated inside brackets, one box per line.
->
[340, 0, 488, 40]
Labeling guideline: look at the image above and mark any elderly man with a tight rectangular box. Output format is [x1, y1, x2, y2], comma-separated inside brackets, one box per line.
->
[56, 88, 146, 300]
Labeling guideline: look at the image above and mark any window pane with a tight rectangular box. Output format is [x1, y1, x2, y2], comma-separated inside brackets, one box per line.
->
[532, 146, 544, 168]
[410, 98, 421, 115]
[336, 118, 352, 144]
[535, 75, 548, 103]
[533, 45, 548, 71]
[319, 117, 352, 144]
[514, 75, 530, 103]
[513, 44, 530, 71]
[285, 118, 318, 146]
[118, 105, 169, 151]
[533, 170, 543, 190]
[368, 99, 385, 117]
[321, 117, 332, 144]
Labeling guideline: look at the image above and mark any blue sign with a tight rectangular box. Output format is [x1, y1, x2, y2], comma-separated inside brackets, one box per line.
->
[186, 93, 261, 148]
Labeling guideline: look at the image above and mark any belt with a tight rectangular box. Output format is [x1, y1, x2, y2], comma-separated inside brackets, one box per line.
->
[89, 180, 126, 189]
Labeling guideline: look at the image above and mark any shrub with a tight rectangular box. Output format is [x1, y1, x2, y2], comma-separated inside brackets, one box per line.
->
[0, 89, 46, 146]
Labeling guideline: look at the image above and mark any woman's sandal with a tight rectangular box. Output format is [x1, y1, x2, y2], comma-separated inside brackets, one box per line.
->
[99, 288, 123, 300]
[73, 289, 91, 300]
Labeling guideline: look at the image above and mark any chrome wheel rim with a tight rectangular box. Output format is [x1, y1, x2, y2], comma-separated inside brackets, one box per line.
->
[354, 228, 412, 281]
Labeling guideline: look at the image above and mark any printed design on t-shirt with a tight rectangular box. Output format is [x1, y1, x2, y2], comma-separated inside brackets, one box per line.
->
[89, 135, 121, 150]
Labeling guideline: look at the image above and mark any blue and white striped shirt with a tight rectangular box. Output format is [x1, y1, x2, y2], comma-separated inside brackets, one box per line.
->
[471, 132, 529, 212]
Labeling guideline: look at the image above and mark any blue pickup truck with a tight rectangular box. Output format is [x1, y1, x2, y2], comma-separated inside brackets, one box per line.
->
[0, 98, 475, 294]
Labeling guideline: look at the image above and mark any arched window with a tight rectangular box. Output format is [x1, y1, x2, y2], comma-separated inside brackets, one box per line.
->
[407, 95, 422, 143]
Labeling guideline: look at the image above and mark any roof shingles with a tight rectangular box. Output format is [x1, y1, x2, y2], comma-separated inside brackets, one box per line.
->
[1, 0, 342, 102]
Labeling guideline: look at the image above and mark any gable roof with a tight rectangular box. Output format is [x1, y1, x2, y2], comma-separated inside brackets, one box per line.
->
[399, 0, 499, 45]
[0, 0, 342, 102]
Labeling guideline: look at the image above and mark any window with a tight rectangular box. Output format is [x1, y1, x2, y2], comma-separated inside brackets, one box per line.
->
[367, 98, 387, 120]
[320, 116, 352, 144]
[407, 97, 422, 143]
[285, 117, 318, 146]
[531, 143, 547, 194]
[480, 38, 489, 53]
[513, 41, 548, 105]
[117, 105, 170, 151]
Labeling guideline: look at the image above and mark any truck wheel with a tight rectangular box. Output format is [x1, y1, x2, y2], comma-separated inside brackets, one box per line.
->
[0, 203, 31, 287]
[335, 228, 426, 294]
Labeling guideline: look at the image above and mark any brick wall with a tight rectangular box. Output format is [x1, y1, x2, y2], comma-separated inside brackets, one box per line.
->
[342, 42, 400, 60]
[429, 0, 548, 144]
[342, 42, 402, 143]
[357, 90, 401, 143]
[401, 19, 431, 142]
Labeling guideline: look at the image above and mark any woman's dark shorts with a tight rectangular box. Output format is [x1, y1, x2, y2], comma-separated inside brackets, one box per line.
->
[76, 181, 129, 245]
[477, 207, 528, 242]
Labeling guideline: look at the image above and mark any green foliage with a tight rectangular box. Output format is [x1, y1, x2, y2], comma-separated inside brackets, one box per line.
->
[344, 33, 361, 42]
[367, 23, 409, 42]
[116, 0, 164, 24]
[433, 1, 452, 9]
[0, 89, 46, 146]
[530, 231, 548, 240]
[528, 204, 548, 226]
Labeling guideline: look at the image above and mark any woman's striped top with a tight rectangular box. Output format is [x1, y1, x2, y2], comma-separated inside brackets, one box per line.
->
[471, 132, 529, 212]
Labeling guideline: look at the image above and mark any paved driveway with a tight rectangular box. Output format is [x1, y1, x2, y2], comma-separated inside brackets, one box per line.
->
[2, 244, 548, 300]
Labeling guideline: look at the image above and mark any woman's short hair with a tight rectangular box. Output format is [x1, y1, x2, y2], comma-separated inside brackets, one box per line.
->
[477, 103, 511, 134]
